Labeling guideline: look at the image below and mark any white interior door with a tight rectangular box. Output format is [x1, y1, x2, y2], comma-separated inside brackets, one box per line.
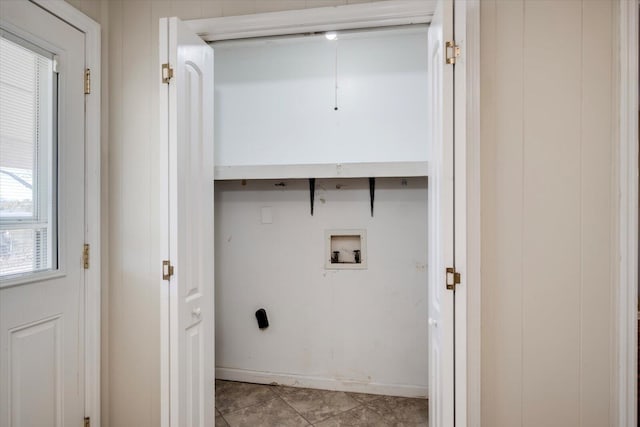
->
[428, 0, 455, 426]
[160, 17, 215, 427]
[0, 1, 86, 426]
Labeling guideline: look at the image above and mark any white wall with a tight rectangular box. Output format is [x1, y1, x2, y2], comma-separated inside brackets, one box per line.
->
[63, 0, 621, 425]
[214, 178, 428, 396]
[213, 27, 429, 166]
[481, 1, 615, 426]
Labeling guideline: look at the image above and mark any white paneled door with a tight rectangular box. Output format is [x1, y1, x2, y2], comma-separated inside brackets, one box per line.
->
[0, 1, 86, 426]
[428, 0, 455, 426]
[159, 17, 215, 427]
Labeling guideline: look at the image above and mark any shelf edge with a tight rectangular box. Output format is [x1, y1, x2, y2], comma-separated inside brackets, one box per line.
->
[214, 161, 430, 180]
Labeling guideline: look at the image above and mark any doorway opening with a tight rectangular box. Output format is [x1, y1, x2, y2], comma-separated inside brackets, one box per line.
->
[211, 26, 430, 408]
[160, 1, 464, 425]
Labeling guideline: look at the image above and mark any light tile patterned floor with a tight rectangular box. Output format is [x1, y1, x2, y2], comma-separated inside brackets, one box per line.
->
[215, 380, 428, 427]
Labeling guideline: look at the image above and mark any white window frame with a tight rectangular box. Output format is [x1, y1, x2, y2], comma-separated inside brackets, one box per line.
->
[27, 1, 102, 426]
[0, 33, 57, 276]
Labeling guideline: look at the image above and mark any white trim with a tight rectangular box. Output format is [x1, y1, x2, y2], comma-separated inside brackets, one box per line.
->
[453, 1, 468, 424]
[159, 17, 170, 427]
[216, 367, 428, 399]
[444, 2, 482, 425]
[186, 0, 436, 42]
[458, 1, 481, 426]
[214, 161, 429, 181]
[617, 1, 638, 426]
[29, 1, 101, 426]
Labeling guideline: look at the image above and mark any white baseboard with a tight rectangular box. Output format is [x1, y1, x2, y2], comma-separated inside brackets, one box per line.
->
[215, 367, 428, 398]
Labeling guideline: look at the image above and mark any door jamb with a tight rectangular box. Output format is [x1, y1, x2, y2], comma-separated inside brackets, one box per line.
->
[453, 1, 481, 425]
[29, 1, 102, 426]
[184, 1, 481, 425]
[617, 1, 638, 426]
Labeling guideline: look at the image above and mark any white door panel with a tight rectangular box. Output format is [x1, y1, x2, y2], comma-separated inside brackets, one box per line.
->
[0, 1, 86, 426]
[160, 17, 215, 427]
[9, 315, 62, 426]
[428, 0, 455, 426]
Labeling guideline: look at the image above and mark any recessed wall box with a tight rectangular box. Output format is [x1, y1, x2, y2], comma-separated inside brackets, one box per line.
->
[325, 229, 367, 270]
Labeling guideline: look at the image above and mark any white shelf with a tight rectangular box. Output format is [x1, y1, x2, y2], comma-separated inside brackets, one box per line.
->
[214, 161, 429, 181]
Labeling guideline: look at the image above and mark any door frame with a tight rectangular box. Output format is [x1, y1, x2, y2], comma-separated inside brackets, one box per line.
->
[28, 1, 102, 426]
[617, 1, 639, 426]
[184, 1, 481, 424]
[453, 2, 481, 425]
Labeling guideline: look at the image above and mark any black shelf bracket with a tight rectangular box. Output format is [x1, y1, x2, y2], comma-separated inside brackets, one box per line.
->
[369, 177, 375, 217]
[309, 178, 316, 216]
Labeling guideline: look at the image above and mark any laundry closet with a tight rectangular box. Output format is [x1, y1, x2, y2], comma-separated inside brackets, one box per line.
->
[211, 25, 430, 397]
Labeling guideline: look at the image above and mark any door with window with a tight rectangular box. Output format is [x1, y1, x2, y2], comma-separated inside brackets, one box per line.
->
[0, 1, 86, 425]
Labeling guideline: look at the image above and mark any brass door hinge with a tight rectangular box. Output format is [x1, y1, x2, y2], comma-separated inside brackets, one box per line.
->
[83, 244, 90, 269]
[84, 68, 91, 94]
[445, 41, 460, 65]
[162, 260, 174, 280]
[162, 63, 174, 84]
[446, 267, 460, 291]
[84, 416, 90, 427]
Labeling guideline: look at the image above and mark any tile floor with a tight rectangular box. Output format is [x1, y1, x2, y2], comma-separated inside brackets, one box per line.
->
[215, 380, 428, 427]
